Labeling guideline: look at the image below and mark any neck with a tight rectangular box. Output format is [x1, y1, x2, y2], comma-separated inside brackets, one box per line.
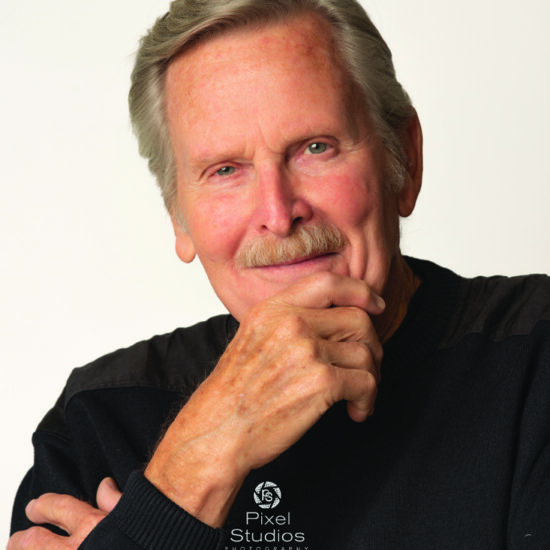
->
[374, 255, 420, 343]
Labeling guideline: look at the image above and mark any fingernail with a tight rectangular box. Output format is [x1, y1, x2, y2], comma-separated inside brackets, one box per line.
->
[25, 500, 35, 515]
[375, 294, 386, 311]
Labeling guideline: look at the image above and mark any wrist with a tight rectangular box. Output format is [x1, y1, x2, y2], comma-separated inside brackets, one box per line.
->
[145, 425, 248, 527]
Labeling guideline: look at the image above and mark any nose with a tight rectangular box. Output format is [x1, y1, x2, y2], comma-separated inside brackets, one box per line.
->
[252, 164, 313, 237]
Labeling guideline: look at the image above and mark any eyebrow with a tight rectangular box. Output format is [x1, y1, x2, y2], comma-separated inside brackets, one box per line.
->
[192, 130, 339, 164]
[187, 149, 249, 180]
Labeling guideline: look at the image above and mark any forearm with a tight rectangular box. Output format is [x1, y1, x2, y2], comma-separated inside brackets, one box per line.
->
[144, 388, 250, 528]
[143, 273, 383, 529]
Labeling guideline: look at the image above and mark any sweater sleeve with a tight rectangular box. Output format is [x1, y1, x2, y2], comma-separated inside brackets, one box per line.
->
[80, 472, 226, 550]
[9, 395, 227, 549]
[506, 322, 550, 548]
[10, 434, 227, 549]
[10, 396, 88, 536]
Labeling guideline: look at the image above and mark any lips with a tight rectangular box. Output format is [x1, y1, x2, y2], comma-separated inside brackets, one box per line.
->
[266, 252, 336, 268]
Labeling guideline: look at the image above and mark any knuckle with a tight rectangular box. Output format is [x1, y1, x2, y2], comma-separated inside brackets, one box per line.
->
[363, 340, 383, 369]
[355, 369, 378, 398]
[307, 270, 340, 297]
[290, 337, 317, 364]
[312, 363, 336, 390]
[284, 312, 307, 333]
[343, 306, 375, 340]
[245, 304, 310, 340]
[367, 336, 383, 365]
[356, 342, 372, 365]
[274, 312, 309, 340]
[50, 495, 73, 517]
[32, 493, 49, 511]
[364, 371, 378, 394]
[310, 270, 336, 286]
[36, 491, 64, 512]
[348, 305, 369, 326]
[349, 277, 369, 300]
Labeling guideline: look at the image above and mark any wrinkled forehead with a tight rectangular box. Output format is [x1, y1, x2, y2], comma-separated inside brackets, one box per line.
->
[164, 12, 368, 150]
[171, 11, 340, 70]
[166, 12, 355, 108]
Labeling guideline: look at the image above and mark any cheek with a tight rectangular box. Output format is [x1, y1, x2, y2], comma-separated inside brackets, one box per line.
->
[313, 169, 377, 227]
[184, 193, 246, 262]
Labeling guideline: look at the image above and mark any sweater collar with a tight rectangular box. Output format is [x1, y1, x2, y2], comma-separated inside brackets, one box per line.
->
[383, 257, 462, 367]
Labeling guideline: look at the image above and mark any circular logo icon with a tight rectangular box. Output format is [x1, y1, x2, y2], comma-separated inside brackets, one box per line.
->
[254, 481, 282, 509]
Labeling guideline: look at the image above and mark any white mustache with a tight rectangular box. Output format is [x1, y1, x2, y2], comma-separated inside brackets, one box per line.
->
[236, 222, 347, 268]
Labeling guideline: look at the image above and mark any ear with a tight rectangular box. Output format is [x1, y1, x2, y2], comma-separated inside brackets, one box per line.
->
[171, 215, 196, 263]
[397, 110, 423, 218]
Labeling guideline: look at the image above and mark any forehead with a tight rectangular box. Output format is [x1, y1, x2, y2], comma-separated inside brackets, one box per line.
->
[169, 12, 343, 85]
[164, 13, 369, 171]
[165, 13, 357, 121]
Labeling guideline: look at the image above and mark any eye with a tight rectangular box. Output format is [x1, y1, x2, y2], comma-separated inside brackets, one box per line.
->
[306, 142, 328, 155]
[215, 165, 236, 177]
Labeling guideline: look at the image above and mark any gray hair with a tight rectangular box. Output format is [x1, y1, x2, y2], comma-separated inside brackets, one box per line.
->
[129, 0, 414, 215]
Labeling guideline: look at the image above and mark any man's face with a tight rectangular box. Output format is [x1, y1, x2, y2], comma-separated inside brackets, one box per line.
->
[166, 14, 418, 321]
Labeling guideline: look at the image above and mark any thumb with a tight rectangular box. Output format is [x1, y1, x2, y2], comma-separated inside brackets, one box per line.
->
[96, 477, 122, 513]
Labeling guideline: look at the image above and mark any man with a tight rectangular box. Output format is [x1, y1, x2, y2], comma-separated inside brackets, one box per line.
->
[8, 0, 550, 548]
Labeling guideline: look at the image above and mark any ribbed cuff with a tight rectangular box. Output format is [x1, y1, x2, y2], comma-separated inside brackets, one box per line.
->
[111, 471, 226, 550]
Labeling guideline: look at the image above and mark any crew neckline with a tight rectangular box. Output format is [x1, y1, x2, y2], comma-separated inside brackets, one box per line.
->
[384, 257, 462, 367]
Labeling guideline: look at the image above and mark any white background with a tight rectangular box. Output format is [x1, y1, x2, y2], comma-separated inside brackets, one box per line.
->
[1, 0, 549, 543]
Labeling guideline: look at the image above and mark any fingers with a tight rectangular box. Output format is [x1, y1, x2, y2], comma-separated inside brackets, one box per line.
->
[321, 341, 380, 422]
[26, 494, 86, 533]
[321, 339, 381, 380]
[310, 307, 383, 360]
[347, 396, 377, 423]
[285, 303, 383, 388]
[8, 482, 120, 550]
[341, 369, 378, 422]
[244, 273, 384, 425]
[24, 493, 105, 542]
[7, 525, 72, 550]
[96, 477, 122, 513]
[272, 271, 386, 314]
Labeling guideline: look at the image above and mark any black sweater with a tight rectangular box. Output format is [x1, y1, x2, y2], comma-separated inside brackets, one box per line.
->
[10, 258, 550, 549]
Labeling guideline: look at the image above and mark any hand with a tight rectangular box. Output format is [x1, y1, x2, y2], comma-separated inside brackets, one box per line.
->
[145, 272, 384, 527]
[7, 478, 121, 550]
